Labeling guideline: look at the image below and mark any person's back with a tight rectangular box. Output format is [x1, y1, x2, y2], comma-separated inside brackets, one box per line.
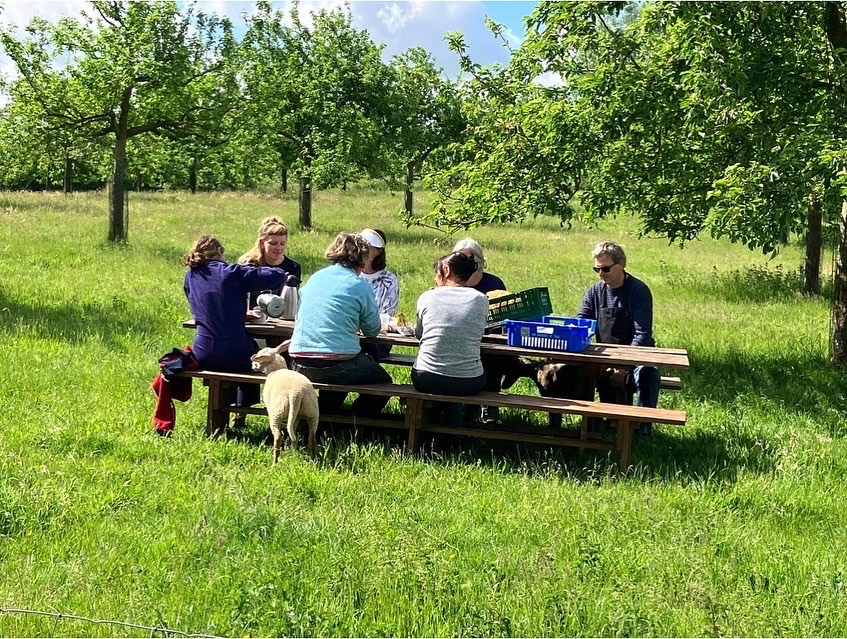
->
[415, 286, 488, 378]
[412, 251, 489, 426]
[291, 262, 381, 356]
[288, 233, 391, 417]
[184, 254, 285, 372]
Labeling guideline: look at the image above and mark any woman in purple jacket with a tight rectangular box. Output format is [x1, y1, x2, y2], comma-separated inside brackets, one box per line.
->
[183, 235, 287, 416]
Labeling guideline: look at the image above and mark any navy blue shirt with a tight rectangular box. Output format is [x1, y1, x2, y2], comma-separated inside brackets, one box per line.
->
[472, 271, 507, 295]
[577, 273, 655, 347]
[185, 259, 286, 371]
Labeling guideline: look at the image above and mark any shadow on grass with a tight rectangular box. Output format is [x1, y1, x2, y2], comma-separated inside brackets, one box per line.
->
[0, 286, 161, 350]
[188, 340, 847, 484]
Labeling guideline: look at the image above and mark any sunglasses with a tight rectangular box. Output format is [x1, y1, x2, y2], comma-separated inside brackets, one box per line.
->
[593, 264, 616, 273]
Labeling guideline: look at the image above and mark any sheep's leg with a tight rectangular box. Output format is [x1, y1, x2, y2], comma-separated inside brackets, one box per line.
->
[307, 415, 319, 461]
[273, 431, 282, 465]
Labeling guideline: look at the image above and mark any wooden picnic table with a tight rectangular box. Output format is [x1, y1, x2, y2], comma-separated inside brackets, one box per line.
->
[181, 318, 690, 371]
[180, 317, 689, 470]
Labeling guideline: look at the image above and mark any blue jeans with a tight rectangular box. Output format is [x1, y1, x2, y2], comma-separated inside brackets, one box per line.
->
[632, 365, 660, 409]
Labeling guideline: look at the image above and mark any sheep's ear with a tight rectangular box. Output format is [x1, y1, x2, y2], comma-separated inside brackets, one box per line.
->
[274, 339, 291, 355]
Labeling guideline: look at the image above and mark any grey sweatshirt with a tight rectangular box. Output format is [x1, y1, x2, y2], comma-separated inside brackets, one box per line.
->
[414, 286, 488, 378]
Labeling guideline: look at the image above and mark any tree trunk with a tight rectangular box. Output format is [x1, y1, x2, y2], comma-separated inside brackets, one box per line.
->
[189, 157, 198, 194]
[342, 178, 347, 192]
[299, 174, 312, 228]
[405, 162, 414, 217]
[804, 191, 822, 295]
[281, 168, 288, 193]
[63, 156, 73, 194]
[109, 88, 133, 243]
[830, 199, 847, 367]
[109, 131, 129, 242]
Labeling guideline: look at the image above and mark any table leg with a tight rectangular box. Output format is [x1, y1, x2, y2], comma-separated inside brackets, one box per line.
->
[206, 380, 229, 438]
[405, 398, 423, 455]
[617, 418, 633, 472]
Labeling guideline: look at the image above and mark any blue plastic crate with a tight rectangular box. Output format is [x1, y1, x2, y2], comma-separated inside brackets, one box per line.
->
[503, 316, 597, 352]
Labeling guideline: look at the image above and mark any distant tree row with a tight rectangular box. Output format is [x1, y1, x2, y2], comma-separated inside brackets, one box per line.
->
[0, 0, 465, 240]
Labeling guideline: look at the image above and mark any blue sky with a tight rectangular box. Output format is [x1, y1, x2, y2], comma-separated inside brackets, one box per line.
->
[0, 1, 540, 82]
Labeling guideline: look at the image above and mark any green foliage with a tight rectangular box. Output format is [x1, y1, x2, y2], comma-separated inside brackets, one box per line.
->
[0, 0, 237, 237]
[241, 1, 393, 192]
[420, 1, 847, 254]
[387, 48, 466, 186]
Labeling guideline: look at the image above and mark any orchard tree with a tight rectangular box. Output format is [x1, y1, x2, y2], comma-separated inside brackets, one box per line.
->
[241, 1, 393, 228]
[0, 0, 237, 242]
[420, 18, 594, 233]
[387, 48, 465, 219]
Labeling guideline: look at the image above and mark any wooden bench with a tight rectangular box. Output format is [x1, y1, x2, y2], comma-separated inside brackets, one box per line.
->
[173, 369, 686, 472]
[380, 352, 683, 390]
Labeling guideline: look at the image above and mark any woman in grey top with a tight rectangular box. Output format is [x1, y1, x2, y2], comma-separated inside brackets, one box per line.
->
[413, 251, 489, 425]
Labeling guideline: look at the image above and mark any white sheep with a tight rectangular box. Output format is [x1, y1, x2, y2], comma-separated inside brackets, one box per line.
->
[250, 340, 319, 463]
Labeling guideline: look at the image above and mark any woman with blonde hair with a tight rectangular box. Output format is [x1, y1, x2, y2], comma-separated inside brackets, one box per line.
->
[239, 217, 302, 309]
[288, 233, 391, 416]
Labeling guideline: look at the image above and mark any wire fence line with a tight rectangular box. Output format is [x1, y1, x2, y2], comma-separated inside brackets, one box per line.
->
[0, 607, 221, 638]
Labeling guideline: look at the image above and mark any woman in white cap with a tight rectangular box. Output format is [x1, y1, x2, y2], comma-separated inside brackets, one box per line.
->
[359, 228, 400, 316]
[359, 228, 400, 361]
[452, 237, 506, 294]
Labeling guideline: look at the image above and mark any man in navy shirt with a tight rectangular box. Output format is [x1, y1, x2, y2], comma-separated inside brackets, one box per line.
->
[577, 241, 660, 438]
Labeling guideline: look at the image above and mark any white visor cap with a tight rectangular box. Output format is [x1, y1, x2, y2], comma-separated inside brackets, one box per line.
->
[360, 228, 385, 248]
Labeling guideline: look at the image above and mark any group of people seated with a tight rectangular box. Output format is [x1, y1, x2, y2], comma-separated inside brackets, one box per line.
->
[182, 218, 659, 436]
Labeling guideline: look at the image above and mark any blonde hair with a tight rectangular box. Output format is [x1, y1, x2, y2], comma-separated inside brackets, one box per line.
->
[238, 217, 289, 266]
[183, 235, 224, 268]
[325, 232, 369, 269]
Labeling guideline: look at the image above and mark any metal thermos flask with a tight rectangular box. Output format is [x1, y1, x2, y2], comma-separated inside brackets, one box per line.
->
[279, 274, 301, 320]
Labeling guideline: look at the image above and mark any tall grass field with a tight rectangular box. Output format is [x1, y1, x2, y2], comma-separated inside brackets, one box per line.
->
[1, 189, 847, 637]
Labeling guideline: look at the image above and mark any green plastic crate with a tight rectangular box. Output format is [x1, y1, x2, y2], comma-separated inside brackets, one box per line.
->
[486, 287, 553, 327]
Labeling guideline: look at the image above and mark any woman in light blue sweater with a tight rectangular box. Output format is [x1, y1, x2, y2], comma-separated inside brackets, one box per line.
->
[413, 251, 489, 426]
[290, 233, 391, 416]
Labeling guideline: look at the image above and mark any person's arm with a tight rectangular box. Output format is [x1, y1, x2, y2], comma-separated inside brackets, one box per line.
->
[629, 283, 654, 347]
[238, 264, 287, 292]
[359, 282, 383, 338]
[576, 286, 596, 319]
[414, 295, 426, 340]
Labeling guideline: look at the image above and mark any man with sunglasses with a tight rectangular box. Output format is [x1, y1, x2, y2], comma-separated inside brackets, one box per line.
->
[577, 241, 660, 439]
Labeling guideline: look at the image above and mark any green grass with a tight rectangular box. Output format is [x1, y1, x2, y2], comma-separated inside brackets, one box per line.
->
[2, 189, 847, 636]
